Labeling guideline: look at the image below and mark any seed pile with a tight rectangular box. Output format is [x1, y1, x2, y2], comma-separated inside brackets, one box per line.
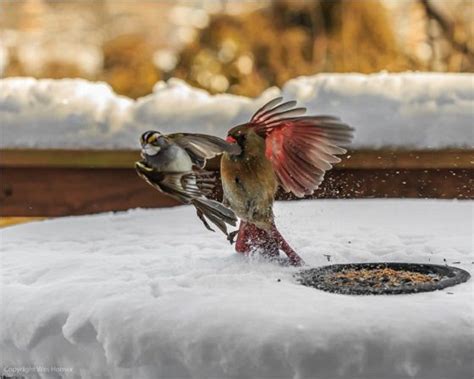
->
[297, 263, 470, 295]
[328, 267, 441, 288]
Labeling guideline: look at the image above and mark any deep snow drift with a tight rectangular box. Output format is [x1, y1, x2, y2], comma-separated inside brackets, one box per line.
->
[1, 200, 472, 379]
[1, 72, 473, 149]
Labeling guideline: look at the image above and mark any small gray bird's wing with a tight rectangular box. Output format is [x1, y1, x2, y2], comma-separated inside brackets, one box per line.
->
[135, 161, 236, 235]
[135, 161, 214, 203]
[168, 133, 241, 168]
[192, 197, 237, 235]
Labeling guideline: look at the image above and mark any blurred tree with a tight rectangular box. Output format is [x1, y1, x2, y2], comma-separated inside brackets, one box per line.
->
[321, 0, 418, 72]
[3, 0, 471, 98]
[419, 0, 474, 71]
[3, 51, 27, 77]
[4, 47, 90, 80]
[173, 0, 421, 96]
[39, 61, 84, 79]
[101, 34, 160, 99]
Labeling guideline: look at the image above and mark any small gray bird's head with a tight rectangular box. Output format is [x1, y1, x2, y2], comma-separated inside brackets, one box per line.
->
[140, 130, 169, 156]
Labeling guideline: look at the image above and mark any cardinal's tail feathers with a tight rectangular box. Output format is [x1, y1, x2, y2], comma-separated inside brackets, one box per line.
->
[192, 198, 238, 235]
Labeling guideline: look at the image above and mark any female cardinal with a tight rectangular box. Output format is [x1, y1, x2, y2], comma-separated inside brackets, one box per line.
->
[136, 130, 240, 235]
[221, 97, 353, 265]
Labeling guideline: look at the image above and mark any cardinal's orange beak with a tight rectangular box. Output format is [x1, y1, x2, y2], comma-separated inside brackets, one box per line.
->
[226, 135, 236, 143]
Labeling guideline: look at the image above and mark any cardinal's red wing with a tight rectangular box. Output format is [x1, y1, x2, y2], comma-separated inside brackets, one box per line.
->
[250, 98, 353, 197]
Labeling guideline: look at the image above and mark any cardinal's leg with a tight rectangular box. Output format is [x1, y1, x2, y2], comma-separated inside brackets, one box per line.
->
[270, 223, 304, 266]
[235, 221, 252, 253]
[251, 225, 279, 258]
[235, 221, 279, 258]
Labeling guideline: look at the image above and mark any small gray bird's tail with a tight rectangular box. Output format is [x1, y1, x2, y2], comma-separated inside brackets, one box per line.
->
[192, 198, 237, 235]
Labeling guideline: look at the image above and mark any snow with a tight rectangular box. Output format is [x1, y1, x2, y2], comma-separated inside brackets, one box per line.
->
[1, 199, 472, 379]
[0, 78, 133, 149]
[1, 72, 473, 149]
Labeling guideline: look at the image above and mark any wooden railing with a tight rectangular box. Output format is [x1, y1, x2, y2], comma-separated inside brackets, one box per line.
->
[0, 149, 472, 216]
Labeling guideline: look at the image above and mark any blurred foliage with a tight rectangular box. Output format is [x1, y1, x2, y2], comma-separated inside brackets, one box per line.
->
[5, 48, 86, 80]
[101, 34, 160, 99]
[40, 61, 84, 79]
[2, 0, 472, 98]
[4, 34, 159, 98]
[173, 0, 420, 96]
[4, 53, 27, 77]
[419, 0, 474, 72]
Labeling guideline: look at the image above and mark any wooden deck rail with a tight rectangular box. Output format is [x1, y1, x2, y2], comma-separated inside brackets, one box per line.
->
[1, 149, 472, 169]
[0, 149, 472, 216]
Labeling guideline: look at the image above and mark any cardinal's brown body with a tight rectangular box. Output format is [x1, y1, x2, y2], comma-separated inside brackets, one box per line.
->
[221, 129, 277, 230]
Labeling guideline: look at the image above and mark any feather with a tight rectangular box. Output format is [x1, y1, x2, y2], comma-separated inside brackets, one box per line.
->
[244, 97, 354, 197]
[192, 197, 238, 235]
[135, 161, 236, 234]
[251, 97, 285, 122]
[169, 133, 241, 168]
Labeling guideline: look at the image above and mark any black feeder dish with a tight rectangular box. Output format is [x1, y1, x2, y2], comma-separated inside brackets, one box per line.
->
[296, 262, 471, 295]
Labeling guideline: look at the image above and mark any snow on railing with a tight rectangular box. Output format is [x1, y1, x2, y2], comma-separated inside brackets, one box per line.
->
[0, 72, 473, 149]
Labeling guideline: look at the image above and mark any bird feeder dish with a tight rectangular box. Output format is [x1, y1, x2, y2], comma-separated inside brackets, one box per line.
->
[296, 262, 470, 295]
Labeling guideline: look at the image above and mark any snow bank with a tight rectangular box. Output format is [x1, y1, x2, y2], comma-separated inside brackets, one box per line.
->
[1, 200, 472, 379]
[0, 78, 133, 149]
[1, 73, 473, 149]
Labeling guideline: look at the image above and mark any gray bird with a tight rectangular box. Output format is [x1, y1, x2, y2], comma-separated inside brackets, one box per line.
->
[135, 130, 241, 235]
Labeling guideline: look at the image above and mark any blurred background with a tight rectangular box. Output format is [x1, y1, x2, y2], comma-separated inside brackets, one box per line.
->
[1, 0, 473, 98]
[0, 0, 472, 225]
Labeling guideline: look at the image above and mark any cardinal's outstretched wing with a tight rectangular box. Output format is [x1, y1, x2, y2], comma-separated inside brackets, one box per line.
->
[250, 97, 353, 197]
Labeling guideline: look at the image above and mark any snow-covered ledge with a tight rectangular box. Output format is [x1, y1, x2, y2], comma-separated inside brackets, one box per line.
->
[1, 200, 472, 378]
[1, 72, 473, 150]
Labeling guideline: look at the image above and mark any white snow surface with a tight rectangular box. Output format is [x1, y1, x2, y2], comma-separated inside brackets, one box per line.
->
[1, 72, 473, 149]
[1, 199, 473, 379]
